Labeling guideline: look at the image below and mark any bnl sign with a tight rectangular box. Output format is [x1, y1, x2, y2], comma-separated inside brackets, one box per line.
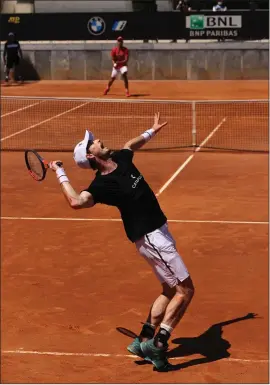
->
[186, 15, 242, 29]
[186, 15, 242, 37]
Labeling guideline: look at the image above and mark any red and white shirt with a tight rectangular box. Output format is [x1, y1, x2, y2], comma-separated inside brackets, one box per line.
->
[111, 46, 129, 69]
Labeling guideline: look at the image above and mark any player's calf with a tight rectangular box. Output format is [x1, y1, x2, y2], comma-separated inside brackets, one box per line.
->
[122, 72, 130, 97]
[140, 283, 175, 340]
[5, 67, 10, 82]
[140, 278, 194, 371]
[8, 68, 16, 84]
[104, 77, 115, 95]
[155, 277, 195, 348]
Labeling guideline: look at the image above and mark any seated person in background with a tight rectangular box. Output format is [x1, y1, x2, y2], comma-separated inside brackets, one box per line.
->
[175, 0, 192, 11]
[249, 0, 257, 10]
[213, 1, 227, 11]
[171, 0, 191, 43]
[213, 1, 227, 41]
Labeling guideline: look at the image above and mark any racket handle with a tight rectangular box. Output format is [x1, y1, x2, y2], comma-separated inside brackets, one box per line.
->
[56, 161, 63, 167]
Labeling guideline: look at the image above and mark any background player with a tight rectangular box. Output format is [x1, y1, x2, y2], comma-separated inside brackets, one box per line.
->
[104, 36, 130, 97]
[3, 32, 23, 84]
[49, 113, 195, 372]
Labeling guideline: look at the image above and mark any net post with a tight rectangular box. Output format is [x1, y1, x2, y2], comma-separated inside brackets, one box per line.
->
[192, 101, 196, 151]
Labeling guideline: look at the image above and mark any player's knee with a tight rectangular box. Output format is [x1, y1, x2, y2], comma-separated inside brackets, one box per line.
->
[186, 283, 195, 302]
[161, 282, 175, 299]
[184, 277, 195, 300]
[175, 276, 195, 302]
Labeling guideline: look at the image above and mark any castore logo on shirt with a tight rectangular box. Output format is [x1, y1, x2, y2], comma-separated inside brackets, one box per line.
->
[131, 174, 143, 189]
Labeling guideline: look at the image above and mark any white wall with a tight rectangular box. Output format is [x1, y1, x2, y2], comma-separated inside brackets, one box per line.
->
[16, 2, 33, 12]
[2, 0, 172, 14]
[2, 0, 17, 13]
[2, 0, 34, 12]
[156, 0, 173, 11]
[34, 0, 133, 13]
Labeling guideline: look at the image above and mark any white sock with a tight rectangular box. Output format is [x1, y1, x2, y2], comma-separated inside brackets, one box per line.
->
[160, 323, 173, 335]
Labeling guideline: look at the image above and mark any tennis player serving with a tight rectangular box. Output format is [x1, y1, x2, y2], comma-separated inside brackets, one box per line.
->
[50, 113, 194, 372]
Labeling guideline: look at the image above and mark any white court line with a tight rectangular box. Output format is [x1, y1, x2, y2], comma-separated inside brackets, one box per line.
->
[2, 349, 268, 364]
[194, 117, 227, 152]
[1, 102, 89, 142]
[1, 217, 268, 225]
[156, 118, 227, 197]
[1, 101, 42, 118]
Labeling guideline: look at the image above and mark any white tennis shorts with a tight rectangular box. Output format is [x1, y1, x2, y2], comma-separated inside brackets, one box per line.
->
[111, 66, 128, 78]
[135, 222, 189, 288]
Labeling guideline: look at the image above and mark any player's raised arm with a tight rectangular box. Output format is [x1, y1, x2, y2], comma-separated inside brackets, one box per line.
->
[123, 113, 168, 151]
[50, 161, 94, 209]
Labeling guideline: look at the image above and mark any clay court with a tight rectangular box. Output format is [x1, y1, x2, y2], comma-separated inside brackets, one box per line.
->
[1, 80, 269, 383]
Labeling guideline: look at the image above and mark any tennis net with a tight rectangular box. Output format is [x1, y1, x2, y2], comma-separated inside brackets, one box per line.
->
[1, 96, 268, 152]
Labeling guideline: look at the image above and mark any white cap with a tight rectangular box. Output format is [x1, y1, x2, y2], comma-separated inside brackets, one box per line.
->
[73, 130, 95, 169]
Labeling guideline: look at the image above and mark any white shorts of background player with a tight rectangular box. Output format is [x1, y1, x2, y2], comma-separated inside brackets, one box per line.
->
[111, 66, 128, 79]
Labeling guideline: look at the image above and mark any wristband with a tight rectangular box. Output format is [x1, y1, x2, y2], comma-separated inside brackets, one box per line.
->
[58, 175, 70, 184]
[141, 128, 155, 142]
[56, 168, 70, 184]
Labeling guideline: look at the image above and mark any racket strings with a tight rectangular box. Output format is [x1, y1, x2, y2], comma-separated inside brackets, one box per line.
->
[27, 152, 44, 179]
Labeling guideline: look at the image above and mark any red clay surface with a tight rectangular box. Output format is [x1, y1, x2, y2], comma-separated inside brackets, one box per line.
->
[1, 80, 269, 383]
[1, 79, 269, 99]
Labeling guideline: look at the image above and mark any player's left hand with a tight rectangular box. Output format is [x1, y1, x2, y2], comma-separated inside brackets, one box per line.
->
[152, 112, 168, 134]
[246, 312, 260, 319]
[49, 160, 63, 171]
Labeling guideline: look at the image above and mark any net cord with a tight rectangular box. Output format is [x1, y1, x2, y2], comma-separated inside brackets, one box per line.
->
[1, 96, 268, 104]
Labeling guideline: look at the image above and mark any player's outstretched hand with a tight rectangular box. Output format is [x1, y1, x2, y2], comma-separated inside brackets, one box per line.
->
[152, 112, 168, 134]
[49, 160, 63, 171]
[245, 312, 260, 319]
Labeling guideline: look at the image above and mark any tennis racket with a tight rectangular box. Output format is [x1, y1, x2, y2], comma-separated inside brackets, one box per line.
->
[25, 149, 62, 182]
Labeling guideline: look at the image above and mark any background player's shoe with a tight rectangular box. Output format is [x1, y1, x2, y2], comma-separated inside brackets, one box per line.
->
[140, 339, 172, 371]
[104, 87, 110, 95]
[127, 337, 151, 361]
[126, 91, 130, 97]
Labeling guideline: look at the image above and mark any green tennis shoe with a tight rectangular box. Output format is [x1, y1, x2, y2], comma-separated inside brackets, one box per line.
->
[127, 337, 151, 361]
[127, 337, 146, 358]
[140, 338, 172, 371]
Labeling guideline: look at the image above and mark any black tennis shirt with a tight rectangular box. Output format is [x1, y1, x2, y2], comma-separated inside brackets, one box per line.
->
[5, 40, 21, 58]
[85, 149, 167, 242]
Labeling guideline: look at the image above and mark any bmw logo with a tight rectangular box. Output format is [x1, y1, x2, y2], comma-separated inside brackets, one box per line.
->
[87, 16, 106, 36]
